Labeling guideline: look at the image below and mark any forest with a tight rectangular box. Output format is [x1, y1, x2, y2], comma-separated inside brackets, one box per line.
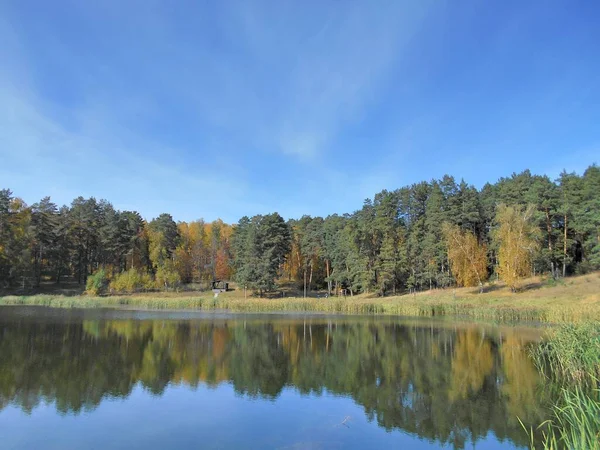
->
[0, 164, 598, 296]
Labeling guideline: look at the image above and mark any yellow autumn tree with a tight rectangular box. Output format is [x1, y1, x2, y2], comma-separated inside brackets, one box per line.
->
[442, 223, 488, 291]
[209, 220, 233, 281]
[174, 220, 210, 283]
[492, 204, 540, 291]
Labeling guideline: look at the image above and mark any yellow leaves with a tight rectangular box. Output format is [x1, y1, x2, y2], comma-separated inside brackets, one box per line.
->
[493, 204, 540, 291]
[173, 219, 233, 283]
[6, 197, 32, 240]
[147, 226, 164, 268]
[110, 268, 154, 293]
[442, 223, 488, 288]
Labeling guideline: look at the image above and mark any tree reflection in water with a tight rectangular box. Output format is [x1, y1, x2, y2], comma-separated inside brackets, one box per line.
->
[0, 310, 553, 448]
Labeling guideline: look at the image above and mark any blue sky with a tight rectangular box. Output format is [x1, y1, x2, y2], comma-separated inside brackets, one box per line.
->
[1, 1, 598, 223]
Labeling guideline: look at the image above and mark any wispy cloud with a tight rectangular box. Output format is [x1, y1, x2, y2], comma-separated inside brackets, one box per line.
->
[0, 1, 436, 221]
[5, 1, 594, 223]
[219, 1, 435, 158]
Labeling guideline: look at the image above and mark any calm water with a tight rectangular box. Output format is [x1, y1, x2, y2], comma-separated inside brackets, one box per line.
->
[0, 306, 556, 449]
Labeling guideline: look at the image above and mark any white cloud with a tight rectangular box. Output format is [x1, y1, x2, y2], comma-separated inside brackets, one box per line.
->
[0, 1, 438, 222]
[222, 1, 435, 158]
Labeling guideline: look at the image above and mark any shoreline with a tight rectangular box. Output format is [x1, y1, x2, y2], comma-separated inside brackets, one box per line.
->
[1, 291, 599, 324]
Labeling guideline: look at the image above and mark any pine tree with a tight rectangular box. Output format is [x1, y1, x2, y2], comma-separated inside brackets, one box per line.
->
[232, 213, 291, 296]
[577, 165, 600, 270]
[30, 197, 58, 286]
[558, 171, 583, 277]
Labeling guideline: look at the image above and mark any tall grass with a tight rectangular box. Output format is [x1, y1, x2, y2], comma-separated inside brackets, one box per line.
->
[522, 387, 600, 450]
[532, 323, 600, 383]
[0, 294, 599, 323]
[524, 323, 600, 449]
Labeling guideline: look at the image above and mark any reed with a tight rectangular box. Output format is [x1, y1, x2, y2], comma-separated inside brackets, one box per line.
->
[523, 323, 600, 449]
[532, 323, 600, 383]
[1, 293, 599, 324]
[522, 387, 600, 450]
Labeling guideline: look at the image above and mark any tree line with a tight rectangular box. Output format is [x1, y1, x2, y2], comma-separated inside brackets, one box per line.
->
[1, 164, 598, 294]
[0, 192, 232, 292]
[235, 165, 599, 295]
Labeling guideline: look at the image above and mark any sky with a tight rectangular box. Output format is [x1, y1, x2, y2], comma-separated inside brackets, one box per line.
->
[1, 0, 598, 223]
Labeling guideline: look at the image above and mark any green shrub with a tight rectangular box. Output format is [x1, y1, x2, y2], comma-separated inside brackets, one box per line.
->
[544, 277, 566, 289]
[155, 266, 181, 291]
[110, 268, 154, 294]
[575, 260, 593, 276]
[85, 269, 110, 295]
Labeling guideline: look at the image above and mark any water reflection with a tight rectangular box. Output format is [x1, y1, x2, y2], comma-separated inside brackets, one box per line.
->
[0, 308, 552, 448]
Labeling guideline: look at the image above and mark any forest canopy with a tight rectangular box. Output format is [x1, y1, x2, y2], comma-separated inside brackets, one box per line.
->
[1, 164, 599, 295]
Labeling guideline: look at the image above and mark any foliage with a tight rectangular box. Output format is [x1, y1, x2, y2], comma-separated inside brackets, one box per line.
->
[232, 213, 291, 296]
[493, 204, 540, 291]
[442, 223, 488, 289]
[155, 264, 181, 291]
[85, 268, 110, 295]
[110, 268, 154, 293]
[148, 213, 179, 269]
[2, 164, 600, 295]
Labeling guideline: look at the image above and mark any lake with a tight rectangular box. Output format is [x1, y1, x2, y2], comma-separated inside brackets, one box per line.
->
[0, 306, 556, 449]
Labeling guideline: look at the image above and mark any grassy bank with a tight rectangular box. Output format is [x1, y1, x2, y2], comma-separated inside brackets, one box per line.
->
[1, 273, 599, 323]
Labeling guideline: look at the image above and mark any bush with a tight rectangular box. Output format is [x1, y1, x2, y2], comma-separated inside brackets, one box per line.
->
[575, 260, 592, 276]
[155, 266, 181, 291]
[110, 268, 154, 294]
[86, 269, 110, 295]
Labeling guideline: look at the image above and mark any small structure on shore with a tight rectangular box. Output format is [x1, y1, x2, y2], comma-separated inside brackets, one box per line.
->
[211, 280, 229, 294]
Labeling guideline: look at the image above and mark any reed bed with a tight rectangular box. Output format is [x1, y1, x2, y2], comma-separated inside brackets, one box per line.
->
[533, 323, 600, 383]
[522, 387, 600, 450]
[1, 293, 599, 324]
[524, 323, 600, 449]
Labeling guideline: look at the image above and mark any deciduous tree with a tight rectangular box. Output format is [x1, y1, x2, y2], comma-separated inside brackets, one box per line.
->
[492, 204, 540, 291]
[442, 223, 488, 291]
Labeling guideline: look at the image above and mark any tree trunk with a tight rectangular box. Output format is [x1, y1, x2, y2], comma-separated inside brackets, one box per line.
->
[563, 214, 567, 277]
[303, 266, 307, 299]
[546, 209, 555, 278]
[325, 259, 331, 296]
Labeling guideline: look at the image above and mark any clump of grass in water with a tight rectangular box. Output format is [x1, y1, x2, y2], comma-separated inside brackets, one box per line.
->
[533, 323, 600, 383]
[522, 323, 600, 449]
[521, 387, 600, 450]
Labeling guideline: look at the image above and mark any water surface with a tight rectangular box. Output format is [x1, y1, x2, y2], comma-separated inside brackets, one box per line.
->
[0, 306, 555, 449]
